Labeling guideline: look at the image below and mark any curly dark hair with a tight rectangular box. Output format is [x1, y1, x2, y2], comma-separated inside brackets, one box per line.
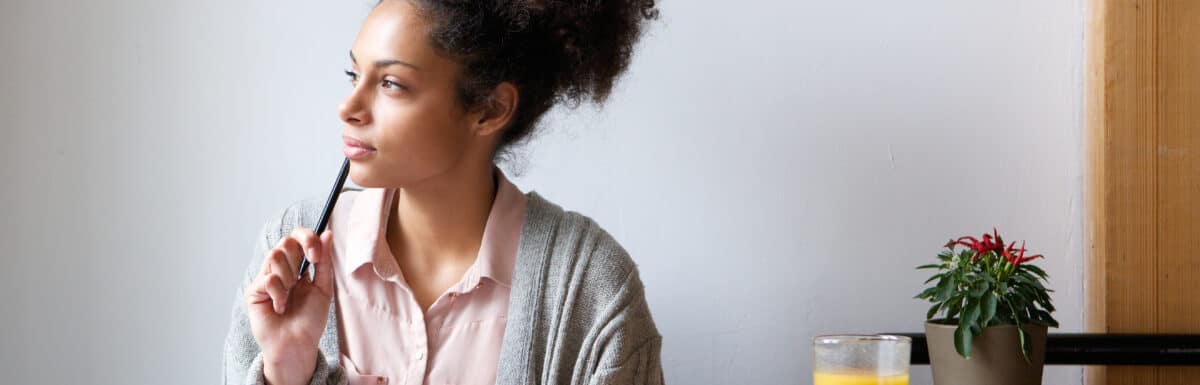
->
[377, 0, 659, 158]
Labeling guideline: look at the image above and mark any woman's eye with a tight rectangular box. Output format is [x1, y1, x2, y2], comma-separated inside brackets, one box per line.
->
[381, 79, 405, 91]
[343, 70, 358, 84]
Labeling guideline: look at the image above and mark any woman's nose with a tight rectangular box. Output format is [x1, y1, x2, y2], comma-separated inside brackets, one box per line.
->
[338, 87, 371, 125]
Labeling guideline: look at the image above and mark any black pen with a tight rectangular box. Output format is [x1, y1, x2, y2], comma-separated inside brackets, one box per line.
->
[298, 157, 350, 279]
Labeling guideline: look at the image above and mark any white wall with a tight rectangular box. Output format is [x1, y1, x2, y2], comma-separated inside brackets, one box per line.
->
[0, 0, 1084, 384]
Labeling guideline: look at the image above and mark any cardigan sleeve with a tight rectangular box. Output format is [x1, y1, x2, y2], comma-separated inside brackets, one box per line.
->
[585, 269, 665, 385]
[222, 212, 346, 385]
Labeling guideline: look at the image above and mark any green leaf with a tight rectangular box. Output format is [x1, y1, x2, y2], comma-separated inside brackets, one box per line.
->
[982, 292, 998, 326]
[927, 303, 942, 320]
[917, 264, 942, 270]
[1033, 309, 1060, 327]
[1011, 288, 1032, 305]
[946, 299, 963, 320]
[1035, 296, 1056, 312]
[1017, 324, 1033, 363]
[955, 324, 973, 359]
[935, 279, 954, 302]
[915, 286, 938, 300]
[969, 281, 991, 298]
[1022, 275, 1047, 291]
[1022, 264, 1049, 279]
[962, 298, 981, 327]
[924, 273, 945, 285]
[1027, 286, 1049, 301]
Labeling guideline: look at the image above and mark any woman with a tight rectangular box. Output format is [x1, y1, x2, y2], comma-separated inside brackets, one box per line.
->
[223, 1, 662, 384]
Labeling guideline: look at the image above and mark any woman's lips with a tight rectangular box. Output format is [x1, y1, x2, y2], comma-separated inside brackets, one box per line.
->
[343, 145, 375, 160]
[342, 135, 376, 160]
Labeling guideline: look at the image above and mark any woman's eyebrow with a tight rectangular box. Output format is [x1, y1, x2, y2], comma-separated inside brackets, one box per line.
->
[350, 50, 422, 71]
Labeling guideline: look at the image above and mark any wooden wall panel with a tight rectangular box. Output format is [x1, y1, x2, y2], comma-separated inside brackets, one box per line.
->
[1153, 0, 1200, 384]
[1088, 1, 1200, 384]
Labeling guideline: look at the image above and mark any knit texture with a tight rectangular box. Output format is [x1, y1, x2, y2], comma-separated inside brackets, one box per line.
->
[223, 191, 663, 385]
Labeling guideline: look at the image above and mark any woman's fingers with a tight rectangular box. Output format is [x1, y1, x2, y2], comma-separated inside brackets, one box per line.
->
[291, 227, 322, 265]
[312, 230, 335, 294]
[277, 234, 305, 279]
[245, 272, 288, 314]
[245, 273, 273, 305]
[264, 248, 298, 291]
[247, 226, 332, 316]
[265, 275, 289, 314]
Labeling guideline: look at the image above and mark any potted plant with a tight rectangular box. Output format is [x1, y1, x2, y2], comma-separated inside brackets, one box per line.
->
[914, 229, 1058, 385]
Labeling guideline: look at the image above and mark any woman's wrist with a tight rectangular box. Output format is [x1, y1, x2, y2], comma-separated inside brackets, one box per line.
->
[262, 348, 318, 385]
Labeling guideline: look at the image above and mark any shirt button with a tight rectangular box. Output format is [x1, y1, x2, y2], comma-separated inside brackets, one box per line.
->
[375, 376, 385, 384]
[417, 351, 425, 360]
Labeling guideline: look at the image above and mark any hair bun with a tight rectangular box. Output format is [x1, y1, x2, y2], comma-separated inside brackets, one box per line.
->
[405, 0, 659, 154]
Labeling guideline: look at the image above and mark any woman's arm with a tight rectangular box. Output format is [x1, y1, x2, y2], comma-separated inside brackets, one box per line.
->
[589, 336, 664, 385]
[586, 270, 665, 385]
[223, 215, 345, 385]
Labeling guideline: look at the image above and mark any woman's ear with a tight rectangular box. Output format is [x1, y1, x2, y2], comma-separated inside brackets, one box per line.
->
[472, 82, 519, 137]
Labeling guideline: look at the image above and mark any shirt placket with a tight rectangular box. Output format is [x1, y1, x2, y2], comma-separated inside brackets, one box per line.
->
[382, 268, 430, 385]
[407, 298, 429, 385]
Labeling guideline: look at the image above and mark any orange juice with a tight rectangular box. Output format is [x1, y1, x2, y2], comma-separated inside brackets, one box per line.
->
[813, 372, 909, 385]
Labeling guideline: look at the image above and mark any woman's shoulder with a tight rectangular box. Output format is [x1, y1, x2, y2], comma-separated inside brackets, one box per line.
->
[512, 192, 657, 349]
[522, 192, 643, 292]
[257, 187, 366, 243]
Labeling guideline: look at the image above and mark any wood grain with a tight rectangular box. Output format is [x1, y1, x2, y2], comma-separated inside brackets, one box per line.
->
[1154, 0, 1200, 384]
[1088, 0, 1200, 384]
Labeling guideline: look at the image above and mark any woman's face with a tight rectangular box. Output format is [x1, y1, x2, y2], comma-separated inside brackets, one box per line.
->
[338, 0, 491, 188]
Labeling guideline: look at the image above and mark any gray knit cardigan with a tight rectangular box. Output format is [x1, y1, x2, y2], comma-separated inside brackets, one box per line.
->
[223, 191, 664, 385]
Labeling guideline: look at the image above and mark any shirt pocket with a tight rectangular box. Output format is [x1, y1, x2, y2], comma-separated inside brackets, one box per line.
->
[430, 316, 507, 385]
[341, 354, 391, 385]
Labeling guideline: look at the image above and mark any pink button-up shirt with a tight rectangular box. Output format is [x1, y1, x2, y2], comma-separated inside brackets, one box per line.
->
[328, 172, 527, 385]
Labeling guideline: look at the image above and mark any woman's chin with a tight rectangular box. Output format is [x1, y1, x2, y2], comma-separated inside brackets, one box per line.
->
[347, 165, 382, 188]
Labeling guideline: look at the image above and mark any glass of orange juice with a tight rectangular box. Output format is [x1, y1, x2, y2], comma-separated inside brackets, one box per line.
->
[813, 335, 911, 385]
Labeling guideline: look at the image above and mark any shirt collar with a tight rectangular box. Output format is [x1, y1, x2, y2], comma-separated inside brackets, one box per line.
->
[337, 169, 527, 290]
[458, 169, 525, 290]
[337, 187, 395, 278]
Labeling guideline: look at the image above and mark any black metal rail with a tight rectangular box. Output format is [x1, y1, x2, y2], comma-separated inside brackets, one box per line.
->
[888, 333, 1200, 366]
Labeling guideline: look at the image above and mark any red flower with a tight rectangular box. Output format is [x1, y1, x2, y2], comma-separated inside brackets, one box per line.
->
[945, 228, 1007, 262]
[1002, 240, 1043, 266]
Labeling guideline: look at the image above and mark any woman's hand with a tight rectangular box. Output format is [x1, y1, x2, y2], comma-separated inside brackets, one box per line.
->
[244, 227, 335, 385]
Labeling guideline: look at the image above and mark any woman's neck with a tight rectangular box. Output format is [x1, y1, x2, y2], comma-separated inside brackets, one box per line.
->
[385, 161, 497, 273]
